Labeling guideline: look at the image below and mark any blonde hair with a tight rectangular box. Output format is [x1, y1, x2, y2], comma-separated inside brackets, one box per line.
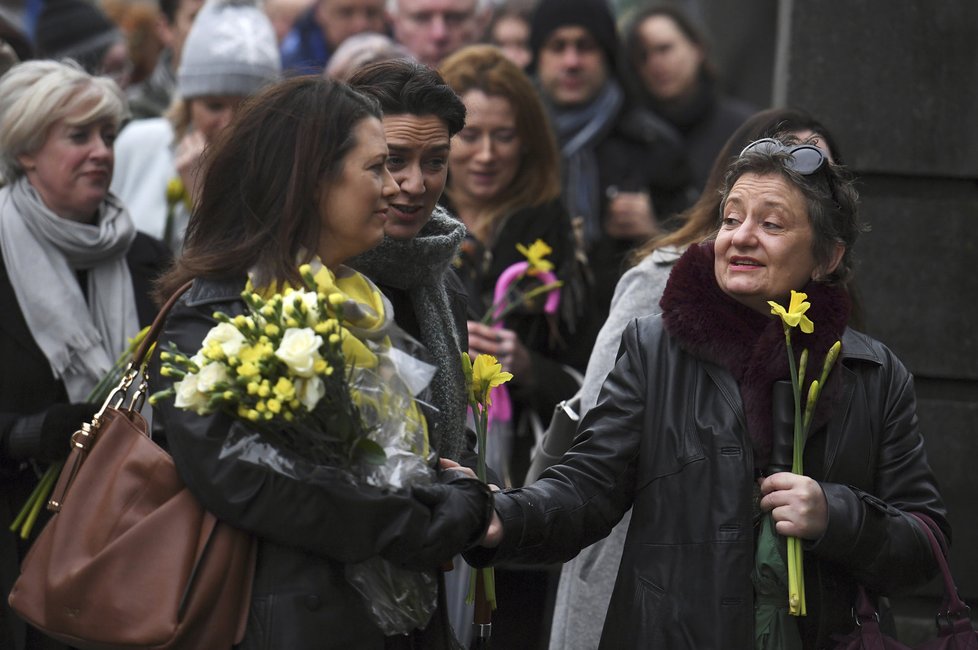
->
[439, 45, 561, 241]
[0, 59, 127, 181]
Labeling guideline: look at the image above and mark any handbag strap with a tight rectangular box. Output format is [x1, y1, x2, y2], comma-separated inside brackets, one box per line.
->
[47, 281, 194, 512]
[132, 280, 195, 369]
[909, 512, 972, 624]
[849, 513, 964, 624]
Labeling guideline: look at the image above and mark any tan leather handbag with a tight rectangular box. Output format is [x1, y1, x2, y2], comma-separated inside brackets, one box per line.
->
[8, 283, 256, 650]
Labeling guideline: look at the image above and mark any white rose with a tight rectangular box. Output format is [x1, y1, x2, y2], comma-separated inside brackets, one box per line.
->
[202, 322, 247, 357]
[275, 327, 323, 377]
[196, 362, 228, 393]
[173, 373, 210, 414]
[296, 376, 325, 411]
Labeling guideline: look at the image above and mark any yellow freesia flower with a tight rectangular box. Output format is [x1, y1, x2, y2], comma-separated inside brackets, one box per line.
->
[236, 361, 260, 378]
[471, 354, 513, 407]
[273, 377, 296, 401]
[165, 177, 185, 205]
[768, 290, 814, 334]
[516, 239, 555, 275]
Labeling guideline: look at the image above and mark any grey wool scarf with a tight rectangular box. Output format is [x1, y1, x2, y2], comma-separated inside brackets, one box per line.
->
[350, 207, 468, 460]
[0, 177, 138, 401]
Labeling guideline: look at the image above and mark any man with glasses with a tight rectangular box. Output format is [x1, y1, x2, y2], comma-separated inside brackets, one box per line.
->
[388, 0, 490, 66]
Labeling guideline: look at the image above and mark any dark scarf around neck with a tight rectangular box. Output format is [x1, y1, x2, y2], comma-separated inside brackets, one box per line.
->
[350, 207, 469, 460]
[660, 242, 850, 469]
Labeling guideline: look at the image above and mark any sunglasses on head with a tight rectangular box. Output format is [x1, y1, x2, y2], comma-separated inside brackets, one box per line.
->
[740, 138, 828, 175]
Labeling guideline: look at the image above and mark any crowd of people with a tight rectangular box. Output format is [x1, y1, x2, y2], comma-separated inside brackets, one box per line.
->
[0, 0, 950, 649]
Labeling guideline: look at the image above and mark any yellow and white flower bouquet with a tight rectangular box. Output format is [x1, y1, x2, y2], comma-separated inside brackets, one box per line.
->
[151, 260, 439, 634]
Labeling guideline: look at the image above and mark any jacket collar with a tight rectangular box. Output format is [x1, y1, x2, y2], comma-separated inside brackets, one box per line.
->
[184, 277, 244, 307]
[661, 242, 852, 468]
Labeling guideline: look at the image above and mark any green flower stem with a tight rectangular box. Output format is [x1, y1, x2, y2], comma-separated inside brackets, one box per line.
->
[474, 405, 496, 609]
[9, 463, 56, 534]
[481, 281, 563, 326]
[783, 327, 806, 616]
[17, 464, 59, 539]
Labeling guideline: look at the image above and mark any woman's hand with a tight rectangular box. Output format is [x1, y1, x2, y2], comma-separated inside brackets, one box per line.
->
[605, 190, 658, 241]
[439, 457, 476, 480]
[480, 510, 503, 548]
[759, 472, 828, 540]
[467, 321, 532, 379]
[440, 459, 503, 548]
[174, 129, 207, 207]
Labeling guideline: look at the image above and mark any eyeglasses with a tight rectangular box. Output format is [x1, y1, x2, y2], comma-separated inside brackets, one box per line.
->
[739, 138, 827, 175]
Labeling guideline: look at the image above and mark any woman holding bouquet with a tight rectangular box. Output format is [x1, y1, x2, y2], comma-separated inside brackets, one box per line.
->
[470, 137, 948, 648]
[153, 76, 493, 649]
[439, 45, 592, 488]
[0, 60, 169, 650]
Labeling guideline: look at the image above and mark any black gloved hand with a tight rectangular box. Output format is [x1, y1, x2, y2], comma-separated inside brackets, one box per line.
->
[2, 402, 100, 462]
[399, 469, 493, 570]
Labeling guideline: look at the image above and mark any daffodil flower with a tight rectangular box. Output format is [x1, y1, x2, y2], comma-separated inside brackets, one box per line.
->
[461, 352, 513, 613]
[766, 288, 842, 617]
[470, 354, 513, 408]
[481, 240, 562, 325]
[516, 239, 555, 274]
[768, 290, 814, 333]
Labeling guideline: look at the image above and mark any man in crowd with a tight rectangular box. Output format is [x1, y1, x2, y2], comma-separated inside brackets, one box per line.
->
[127, 0, 204, 119]
[387, 0, 490, 67]
[529, 0, 692, 323]
[280, 0, 386, 74]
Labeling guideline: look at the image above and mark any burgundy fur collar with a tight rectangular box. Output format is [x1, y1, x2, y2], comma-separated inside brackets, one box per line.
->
[660, 242, 850, 468]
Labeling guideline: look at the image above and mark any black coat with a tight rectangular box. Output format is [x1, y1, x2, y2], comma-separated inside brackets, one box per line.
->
[0, 233, 169, 650]
[469, 316, 947, 649]
[588, 105, 693, 325]
[151, 277, 491, 649]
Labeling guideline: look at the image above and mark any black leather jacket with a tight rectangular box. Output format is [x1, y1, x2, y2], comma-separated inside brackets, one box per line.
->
[151, 278, 492, 649]
[469, 315, 947, 649]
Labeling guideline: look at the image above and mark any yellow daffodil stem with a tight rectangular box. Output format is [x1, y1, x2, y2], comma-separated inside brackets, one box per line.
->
[782, 327, 807, 616]
[16, 463, 59, 539]
[9, 463, 56, 533]
[476, 406, 489, 483]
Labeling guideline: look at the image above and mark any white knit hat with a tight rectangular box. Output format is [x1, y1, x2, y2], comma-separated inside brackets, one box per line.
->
[177, 0, 281, 99]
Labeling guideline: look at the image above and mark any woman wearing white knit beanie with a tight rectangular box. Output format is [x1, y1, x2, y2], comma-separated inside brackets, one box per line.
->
[111, 0, 282, 253]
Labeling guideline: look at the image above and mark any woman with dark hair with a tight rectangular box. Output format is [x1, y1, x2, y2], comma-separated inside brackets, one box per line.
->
[622, 5, 755, 191]
[535, 107, 841, 649]
[152, 76, 492, 649]
[473, 135, 947, 648]
[347, 59, 473, 463]
[484, 0, 534, 70]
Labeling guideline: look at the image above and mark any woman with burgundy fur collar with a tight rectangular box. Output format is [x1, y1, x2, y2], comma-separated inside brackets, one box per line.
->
[467, 139, 949, 648]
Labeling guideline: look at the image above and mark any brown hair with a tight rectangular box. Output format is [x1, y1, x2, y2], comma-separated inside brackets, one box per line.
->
[630, 107, 841, 264]
[439, 44, 561, 240]
[157, 76, 381, 299]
